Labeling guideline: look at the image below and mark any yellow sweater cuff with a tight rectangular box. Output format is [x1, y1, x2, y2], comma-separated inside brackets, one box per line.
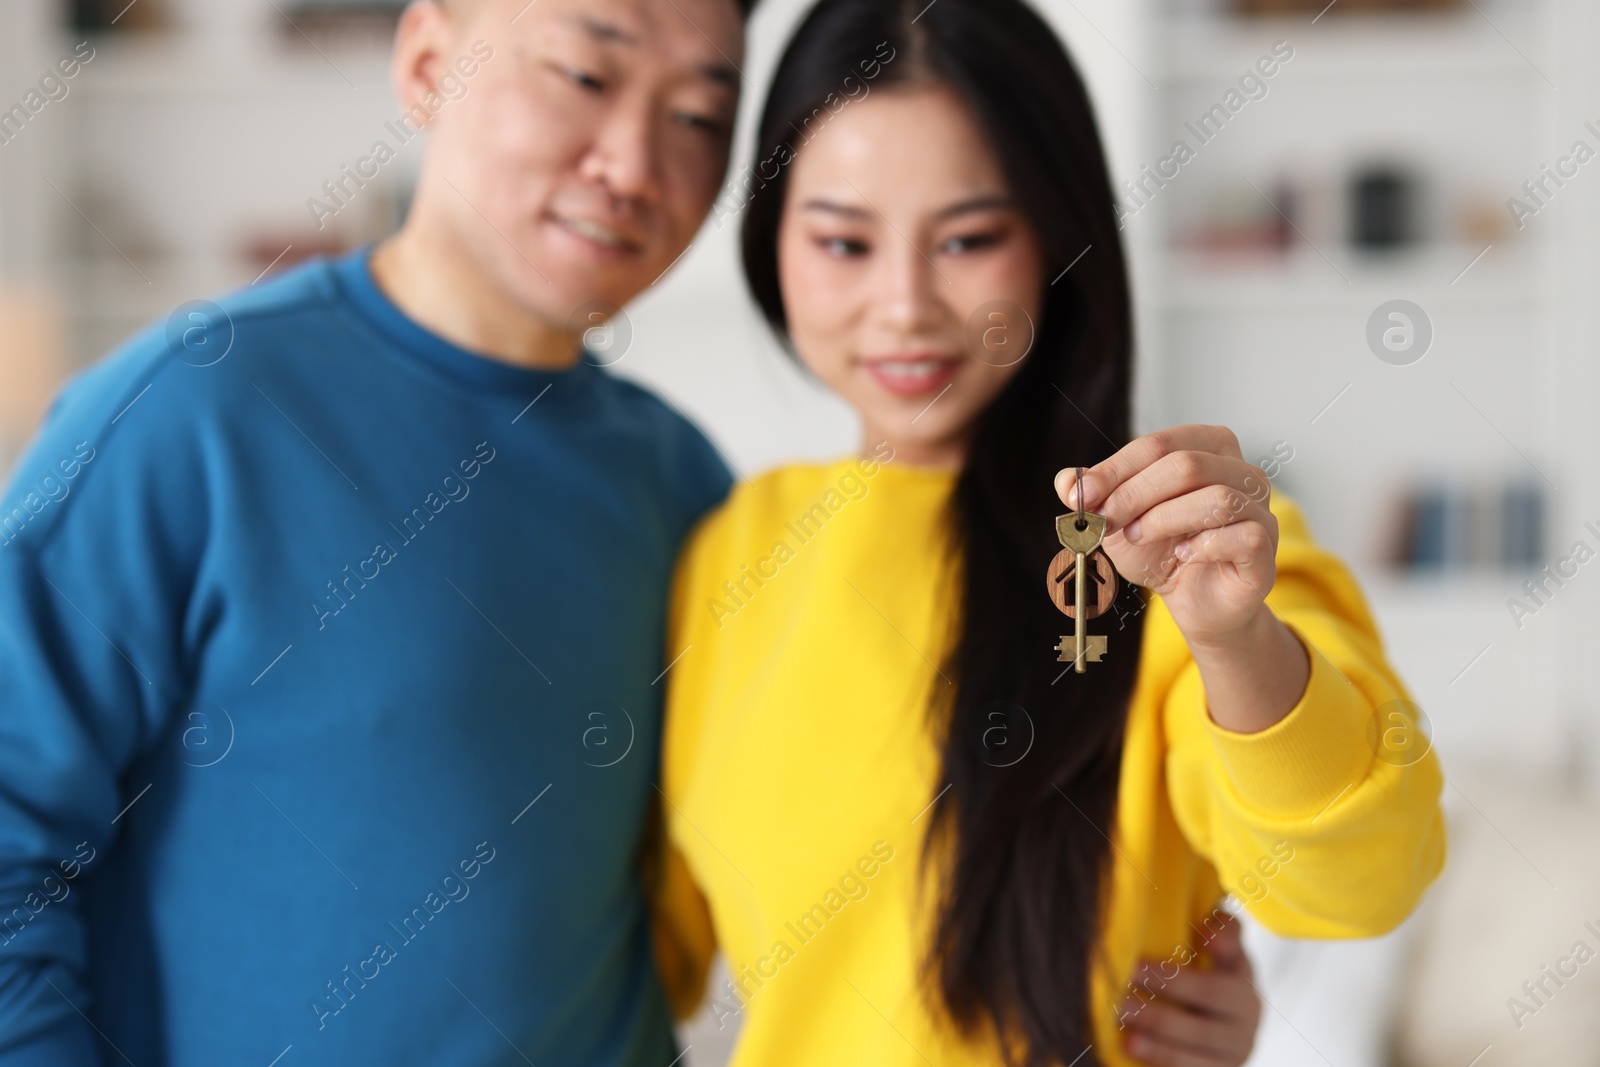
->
[1202, 624, 1376, 820]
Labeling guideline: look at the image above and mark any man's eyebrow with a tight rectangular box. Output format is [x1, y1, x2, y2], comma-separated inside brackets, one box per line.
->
[568, 14, 737, 89]
[571, 14, 641, 46]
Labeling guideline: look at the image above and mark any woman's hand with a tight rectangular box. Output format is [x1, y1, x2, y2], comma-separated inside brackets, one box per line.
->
[1055, 426, 1309, 733]
[1119, 913, 1261, 1067]
[1054, 426, 1275, 646]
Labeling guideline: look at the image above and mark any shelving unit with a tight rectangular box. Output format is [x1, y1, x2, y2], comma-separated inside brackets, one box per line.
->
[1137, 0, 1585, 780]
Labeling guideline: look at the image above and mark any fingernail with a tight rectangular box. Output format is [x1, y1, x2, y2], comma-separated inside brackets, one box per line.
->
[1125, 519, 1141, 543]
[1174, 540, 1193, 562]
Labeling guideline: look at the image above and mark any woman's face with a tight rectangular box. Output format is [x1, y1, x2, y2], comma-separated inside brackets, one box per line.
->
[777, 84, 1046, 467]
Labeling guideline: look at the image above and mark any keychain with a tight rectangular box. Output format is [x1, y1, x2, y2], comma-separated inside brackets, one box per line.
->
[1046, 466, 1118, 672]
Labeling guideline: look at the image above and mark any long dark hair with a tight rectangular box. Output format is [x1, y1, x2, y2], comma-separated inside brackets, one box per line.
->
[740, 1, 1145, 1063]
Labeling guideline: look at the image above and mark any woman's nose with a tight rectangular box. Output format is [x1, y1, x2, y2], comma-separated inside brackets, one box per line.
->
[873, 238, 946, 336]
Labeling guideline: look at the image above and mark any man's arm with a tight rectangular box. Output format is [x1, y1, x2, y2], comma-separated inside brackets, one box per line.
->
[0, 357, 199, 1062]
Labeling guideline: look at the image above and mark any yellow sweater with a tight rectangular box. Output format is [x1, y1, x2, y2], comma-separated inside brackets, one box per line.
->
[655, 455, 1445, 1066]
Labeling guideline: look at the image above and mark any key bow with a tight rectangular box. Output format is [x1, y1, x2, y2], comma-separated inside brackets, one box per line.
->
[1055, 511, 1106, 554]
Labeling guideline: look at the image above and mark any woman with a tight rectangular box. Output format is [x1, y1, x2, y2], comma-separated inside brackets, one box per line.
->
[652, 0, 1445, 1064]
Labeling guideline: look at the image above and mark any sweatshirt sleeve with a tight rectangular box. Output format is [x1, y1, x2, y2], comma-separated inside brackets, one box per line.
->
[648, 838, 718, 1021]
[0, 355, 199, 1062]
[649, 502, 732, 1021]
[1160, 496, 1446, 938]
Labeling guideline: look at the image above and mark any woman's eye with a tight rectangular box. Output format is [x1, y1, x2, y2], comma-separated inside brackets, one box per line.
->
[941, 233, 1002, 254]
[819, 237, 869, 257]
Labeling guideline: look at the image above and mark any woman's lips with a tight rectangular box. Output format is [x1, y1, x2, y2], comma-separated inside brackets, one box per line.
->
[861, 355, 962, 398]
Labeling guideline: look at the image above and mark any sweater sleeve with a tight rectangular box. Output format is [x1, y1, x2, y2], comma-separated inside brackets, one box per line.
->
[1160, 496, 1446, 938]
[0, 356, 199, 1062]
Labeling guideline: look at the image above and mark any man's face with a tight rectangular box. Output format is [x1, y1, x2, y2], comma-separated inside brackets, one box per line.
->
[417, 0, 743, 328]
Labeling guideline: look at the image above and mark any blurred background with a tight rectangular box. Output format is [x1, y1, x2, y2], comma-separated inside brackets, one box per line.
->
[3, 0, 1600, 1062]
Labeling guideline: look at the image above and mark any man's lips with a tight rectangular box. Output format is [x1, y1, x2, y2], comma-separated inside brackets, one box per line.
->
[548, 213, 645, 254]
[860, 354, 962, 398]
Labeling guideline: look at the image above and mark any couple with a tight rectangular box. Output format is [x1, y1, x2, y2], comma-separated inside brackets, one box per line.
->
[0, 0, 1443, 1066]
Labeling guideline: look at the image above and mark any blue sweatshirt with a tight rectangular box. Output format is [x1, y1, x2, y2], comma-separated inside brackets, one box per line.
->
[0, 250, 731, 1065]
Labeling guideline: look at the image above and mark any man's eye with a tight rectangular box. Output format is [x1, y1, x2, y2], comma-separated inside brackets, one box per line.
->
[562, 67, 605, 92]
[675, 112, 727, 135]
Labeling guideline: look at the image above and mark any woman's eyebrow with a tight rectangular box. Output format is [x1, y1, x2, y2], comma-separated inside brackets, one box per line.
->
[798, 199, 874, 220]
[932, 194, 1015, 221]
[798, 194, 1015, 221]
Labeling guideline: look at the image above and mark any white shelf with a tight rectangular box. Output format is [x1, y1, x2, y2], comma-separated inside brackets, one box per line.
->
[1158, 242, 1545, 312]
[73, 33, 393, 97]
[1158, 10, 1556, 84]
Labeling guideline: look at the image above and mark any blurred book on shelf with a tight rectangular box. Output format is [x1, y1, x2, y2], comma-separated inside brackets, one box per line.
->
[1385, 480, 1544, 573]
[1176, 162, 1514, 260]
[0, 290, 68, 477]
[276, 0, 407, 50]
[70, 0, 168, 32]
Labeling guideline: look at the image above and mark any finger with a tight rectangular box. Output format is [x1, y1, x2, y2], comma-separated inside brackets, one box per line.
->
[1055, 426, 1243, 512]
[1129, 961, 1254, 1019]
[1174, 521, 1278, 577]
[1126, 1030, 1248, 1067]
[1119, 482, 1272, 548]
[1204, 913, 1247, 972]
[1122, 1001, 1243, 1067]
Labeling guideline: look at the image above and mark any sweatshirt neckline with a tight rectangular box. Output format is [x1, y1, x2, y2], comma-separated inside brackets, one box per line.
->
[330, 246, 599, 400]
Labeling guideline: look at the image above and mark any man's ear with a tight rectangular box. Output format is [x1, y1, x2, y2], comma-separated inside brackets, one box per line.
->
[390, 1, 457, 128]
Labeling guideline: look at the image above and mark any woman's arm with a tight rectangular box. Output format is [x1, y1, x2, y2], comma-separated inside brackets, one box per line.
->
[1058, 427, 1446, 938]
[1056, 424, 1308, 734]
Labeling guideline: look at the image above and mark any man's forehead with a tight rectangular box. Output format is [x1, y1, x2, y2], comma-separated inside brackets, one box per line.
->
[526, 0, 743, 75]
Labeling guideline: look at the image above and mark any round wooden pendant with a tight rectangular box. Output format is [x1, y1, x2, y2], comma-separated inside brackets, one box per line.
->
[1046, 548, 1118, 619]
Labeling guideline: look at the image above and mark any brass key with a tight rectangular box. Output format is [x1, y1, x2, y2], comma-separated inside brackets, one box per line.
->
[1047, 466, 1117, 673]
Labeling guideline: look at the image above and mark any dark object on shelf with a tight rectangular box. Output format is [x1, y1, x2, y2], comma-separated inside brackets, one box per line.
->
[71, 0, 167, 33]
[1231, 0, 1462, 13]
[1350, 166, 1418, 250]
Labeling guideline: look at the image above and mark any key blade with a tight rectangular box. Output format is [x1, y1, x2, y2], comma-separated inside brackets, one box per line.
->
[1056, 634, 1109, 665]
[1056, 512, 1106, 554]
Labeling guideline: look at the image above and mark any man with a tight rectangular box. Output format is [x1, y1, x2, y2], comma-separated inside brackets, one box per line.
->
[0, 0, 751, 1062]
